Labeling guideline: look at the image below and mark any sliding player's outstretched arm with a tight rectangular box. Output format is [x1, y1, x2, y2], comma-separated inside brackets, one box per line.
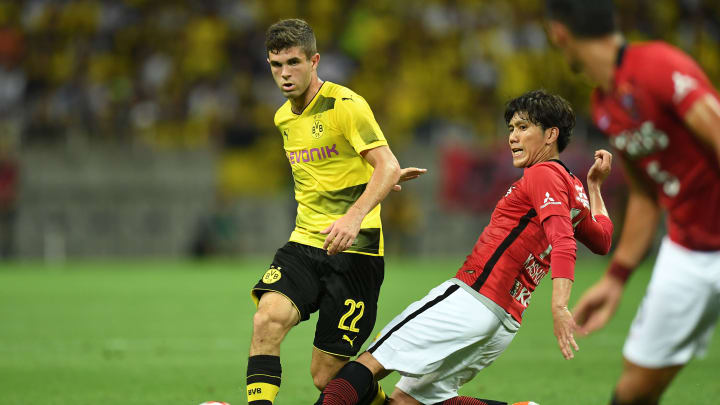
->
[551, 277, 579, 360]
[574, 158, 661, 335]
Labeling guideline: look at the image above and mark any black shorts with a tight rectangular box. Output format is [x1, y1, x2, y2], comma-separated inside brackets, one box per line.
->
[251, 242, 384, 357]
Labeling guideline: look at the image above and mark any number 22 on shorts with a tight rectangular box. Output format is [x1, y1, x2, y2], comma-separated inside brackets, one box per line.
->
[338, 299, 364, 332]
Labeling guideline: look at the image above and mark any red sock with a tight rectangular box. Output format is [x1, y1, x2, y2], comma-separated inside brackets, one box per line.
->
[318, 361, 373, 405]
[322, 378, 359, 405]
[440, 397, 498, 405]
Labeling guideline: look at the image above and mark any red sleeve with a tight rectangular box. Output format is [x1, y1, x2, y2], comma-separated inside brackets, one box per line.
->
[543, 215, 576, 281]
[574, 214, 614, 255]
[523, 164, 570, 223]
[641, 44, 718, 117]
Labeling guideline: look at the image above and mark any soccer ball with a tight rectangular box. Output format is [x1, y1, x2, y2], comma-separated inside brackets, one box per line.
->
[199, 402, 229, 405]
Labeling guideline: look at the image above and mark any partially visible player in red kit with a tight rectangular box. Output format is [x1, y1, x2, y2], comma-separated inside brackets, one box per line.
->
[546, 1, 720, 404]
[315, 90, 614, 405]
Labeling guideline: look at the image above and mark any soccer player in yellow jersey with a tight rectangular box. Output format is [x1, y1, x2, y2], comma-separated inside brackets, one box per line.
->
[246, 19, 426, 405]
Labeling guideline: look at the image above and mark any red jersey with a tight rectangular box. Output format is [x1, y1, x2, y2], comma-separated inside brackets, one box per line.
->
[591, 42, 720, 251]
[456, 161, 608, 323]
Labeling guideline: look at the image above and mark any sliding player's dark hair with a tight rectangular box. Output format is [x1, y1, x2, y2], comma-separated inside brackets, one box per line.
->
[504, 89, 575, 152]
[265, 18, 317, 59]
[546, 0, 617, 38]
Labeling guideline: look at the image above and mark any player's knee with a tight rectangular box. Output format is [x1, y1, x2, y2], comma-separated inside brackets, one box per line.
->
[252, 308, 292, 338]
[311, 369, 333, 391]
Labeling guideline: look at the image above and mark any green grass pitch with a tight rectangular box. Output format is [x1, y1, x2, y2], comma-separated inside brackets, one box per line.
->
[1, 257, 718, 404]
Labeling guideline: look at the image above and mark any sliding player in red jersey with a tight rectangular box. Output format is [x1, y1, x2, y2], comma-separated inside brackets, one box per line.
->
[546, 1, 720, 404]
[316, 90, 614, 405]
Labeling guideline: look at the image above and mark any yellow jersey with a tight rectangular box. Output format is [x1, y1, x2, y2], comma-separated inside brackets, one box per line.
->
[274, 82, 388, 256]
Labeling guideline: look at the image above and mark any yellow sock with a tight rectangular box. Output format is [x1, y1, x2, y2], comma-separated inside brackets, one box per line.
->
[369, 382, 387, 405]
[247, 355, 281, 404]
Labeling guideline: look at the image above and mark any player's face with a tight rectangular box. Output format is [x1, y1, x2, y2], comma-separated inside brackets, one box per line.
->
[508, 113, 555, 168]
[267, 46, 319, 100]
[546, 21, 583, 74]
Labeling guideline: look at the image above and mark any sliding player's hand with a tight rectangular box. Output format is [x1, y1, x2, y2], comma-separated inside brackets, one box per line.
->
[392, 167, 427, 191]
[552, 305, 580, 360]
[320, 210, 363, 255]
[587, 149, 612, 187]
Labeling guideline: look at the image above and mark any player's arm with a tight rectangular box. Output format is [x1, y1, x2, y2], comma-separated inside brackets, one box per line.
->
[322, 145, 400, 255]
[551, 277, 579, 360]
[575, 150, 614, 255]
[684, 93, 720, 163]
[528, 166, 580, 358]
[573, 157, 661, 335]
[391, 167, 428, 192]
[543, 214, 580, 360]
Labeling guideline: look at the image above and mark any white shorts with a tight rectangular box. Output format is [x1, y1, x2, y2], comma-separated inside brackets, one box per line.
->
[367, 280, 516, 404]
[623, 237, 720, 368]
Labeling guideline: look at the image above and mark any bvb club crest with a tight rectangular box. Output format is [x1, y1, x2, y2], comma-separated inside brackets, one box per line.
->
[312, 115, 324, 139]
[262, 266, 282, 284]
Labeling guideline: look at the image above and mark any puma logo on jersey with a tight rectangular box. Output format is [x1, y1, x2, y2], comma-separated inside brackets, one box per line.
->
[288, 144, 339, 165]
[342, 334, 356, 347]
[540, 192, 561, 208]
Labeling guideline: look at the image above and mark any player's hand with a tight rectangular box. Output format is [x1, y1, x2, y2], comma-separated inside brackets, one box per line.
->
[587, 149, 612, 187]
[552, 305, 580, 360]
[572, 275, 624, 336]
[392, 167, 427, 192]
[320, 209, 364, 255]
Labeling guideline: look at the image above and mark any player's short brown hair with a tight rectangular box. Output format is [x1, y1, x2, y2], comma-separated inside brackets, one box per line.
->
[546, 0, 617, 38]
[504, 89, 575, 153]
[265, 19, 317, 59]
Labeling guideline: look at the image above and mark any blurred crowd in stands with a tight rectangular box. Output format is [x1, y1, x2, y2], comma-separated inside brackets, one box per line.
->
[0, 0, 718, 210]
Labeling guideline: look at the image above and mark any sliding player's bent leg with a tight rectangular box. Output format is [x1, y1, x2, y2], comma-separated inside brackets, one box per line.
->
[247, 292, 300, 404]
[435, 398, 506, 405]
[390, 389, 511, 405]
[387, 387, 422, 405]
[611, 359, 682, 405]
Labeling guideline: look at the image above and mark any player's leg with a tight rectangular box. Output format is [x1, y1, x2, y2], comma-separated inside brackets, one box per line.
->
[610, 360, 682, 405]
[317, 351, 391, 405]
[310, 347, 351, 390]
[374, 281, 516, 405]
[387, 387, 421, 404]
[247, 292, 298, 404]
[389, 390, 523, 405]
[611, 238, 720, 404]
[250, 292, 299, 356]
[247, 242, 322, 404]
[388, 389, 508, 405]
[313, 251, 386, 403]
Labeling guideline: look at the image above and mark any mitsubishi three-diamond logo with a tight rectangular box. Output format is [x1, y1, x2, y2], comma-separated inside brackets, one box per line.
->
[540, 192, 562, 208]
